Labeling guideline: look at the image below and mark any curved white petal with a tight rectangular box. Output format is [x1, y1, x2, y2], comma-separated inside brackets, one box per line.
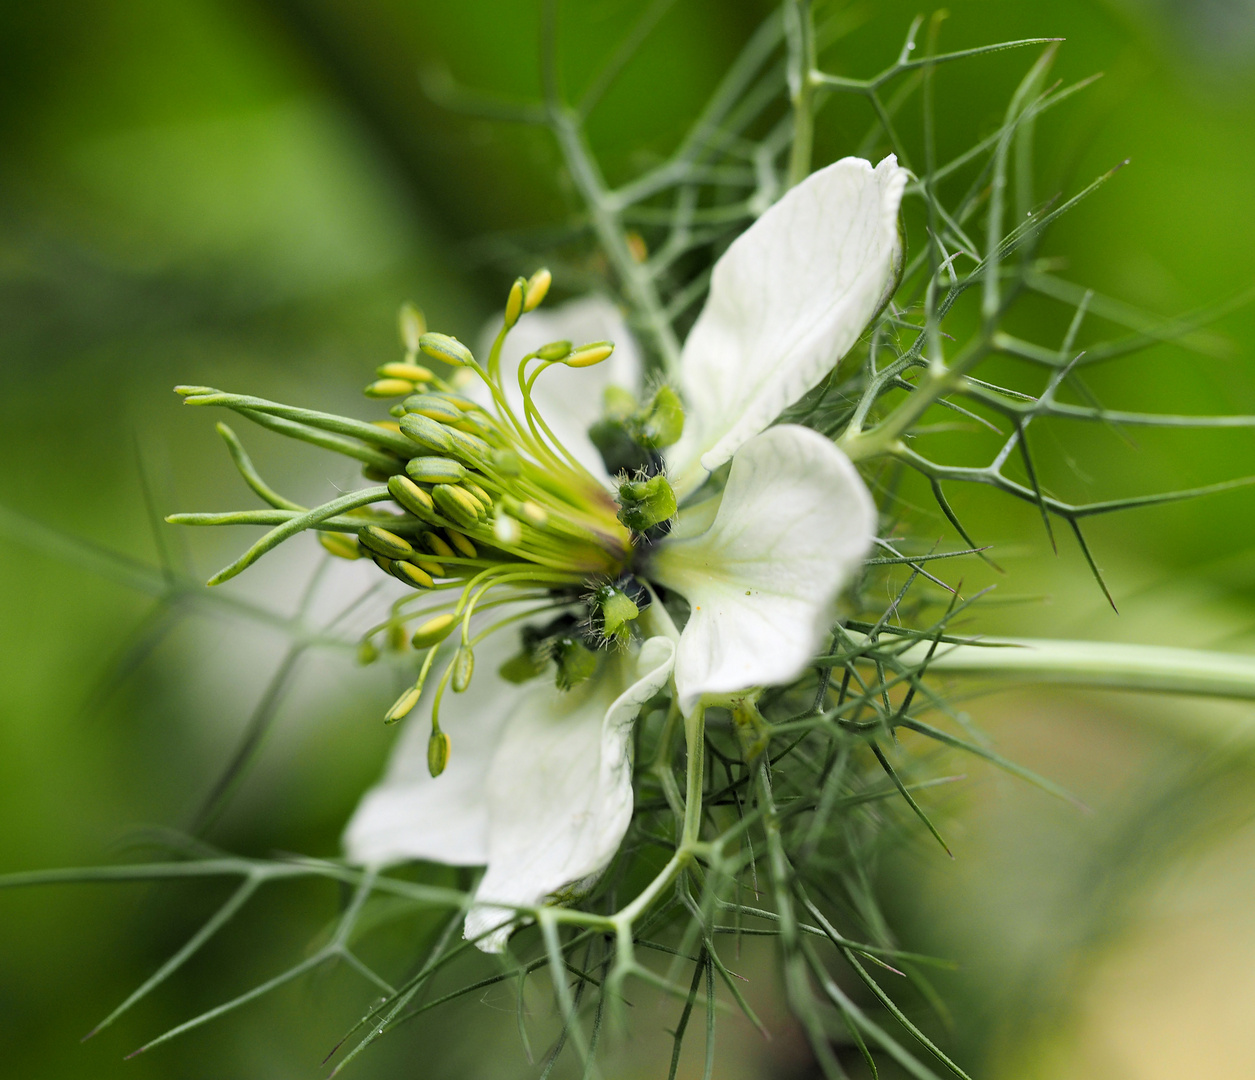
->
[649, 426, 875, 713]
[342, 633, 528, 867]
[465, 635, 676, 952]
[669, 156, 907, 488]
[473, 295, 643, 481]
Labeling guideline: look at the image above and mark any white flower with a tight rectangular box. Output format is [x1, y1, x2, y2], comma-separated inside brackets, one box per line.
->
[344, 155, 907, 950]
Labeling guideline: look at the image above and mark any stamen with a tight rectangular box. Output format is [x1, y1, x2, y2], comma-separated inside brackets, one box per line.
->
[412, 613, 458, 649]
[522, 268, 551, 312]
[319, 532, 361, 560]
[445, 530, 477, 559]
[358, 526, 413, 560]
[175, 268, 652, 776]
[503, 276, 527, 330]
[385, 683, 423, 724]
[452, 645, 475, 692]
[391, 561, 435, 590]
[378, 361, 434, 383]
[403, 394, 462, 423]
[432, 484, 481, 528]
[418, 332, 474, 367]
[424, 533, 456, 560]
[427, 729, 451, 777]
[365, 378, 417, 399]
[388, 474, 435, 517]
[406, 458, 467, 484]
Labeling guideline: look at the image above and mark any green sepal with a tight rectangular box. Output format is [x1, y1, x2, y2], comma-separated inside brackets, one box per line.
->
[427, 730, 451, 777]
[632, 385, 685, 450]
[591, 584, 640, 646]
[617, 474, 677, 533]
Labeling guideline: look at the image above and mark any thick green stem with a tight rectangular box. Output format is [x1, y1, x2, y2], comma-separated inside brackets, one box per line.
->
[893, 636, 1255, 701]
[681, 704, 707, 848]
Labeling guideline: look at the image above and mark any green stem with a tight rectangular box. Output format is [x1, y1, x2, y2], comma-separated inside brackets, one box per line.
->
[548, 110, 682, 374]
[681, 703, 707, 848]
[203, 486, 389, 585]
[839, 344, 984, 463]
[615, 703, 707, 926]
[784, 0, 816, 189]
[894, 636, 1255, 700]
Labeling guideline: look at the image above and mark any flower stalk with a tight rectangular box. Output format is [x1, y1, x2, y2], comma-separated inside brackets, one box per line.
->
[901, 636, 1255, 701]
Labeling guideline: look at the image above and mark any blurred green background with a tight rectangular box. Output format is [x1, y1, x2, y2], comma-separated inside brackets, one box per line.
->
[4, 0, 1255, 1077]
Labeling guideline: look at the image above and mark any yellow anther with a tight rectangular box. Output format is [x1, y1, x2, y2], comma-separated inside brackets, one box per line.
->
[399, 412, 454, 453]
[504, 276, 526, 329]
[459, 484, 489, 521]
[419, 332, 473, 367]
[452, 645, 474, 692]
[318, 532, 360, 560]
[432, 484, 480, 529]
[414, 558, 445, 577]
[564, 341, 614, 368]
[402, 394, 462, 423]
[443, 425, 491, 465]
[406, 456, 467, 484]
[391, 560, 434, 589]
[424, 533, 456, 559]
[371, 419, 402, 433]
[365, 378, 416, 398]
[523, 268, 551, 312]
[445, 529, 477, 559]
[411, 613, 457, 649]
[378, 361, 434, 382]
[385, 684, 422, 723]
[427, 730, 451, 777]
[359, 525, 413, 560]
[462, 480, 493, 510]
[388, 474, 435, 519]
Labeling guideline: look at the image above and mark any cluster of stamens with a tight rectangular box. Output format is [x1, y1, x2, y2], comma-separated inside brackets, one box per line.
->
[174, 269, 684, 777]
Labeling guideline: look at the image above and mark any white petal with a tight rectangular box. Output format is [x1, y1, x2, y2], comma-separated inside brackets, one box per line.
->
[465, 635, 676, 952]
[649, 425, 875, 713]
[668, 156, 907, 487]
[472, 295, 643, 481]
[342, 633, 528, 867]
